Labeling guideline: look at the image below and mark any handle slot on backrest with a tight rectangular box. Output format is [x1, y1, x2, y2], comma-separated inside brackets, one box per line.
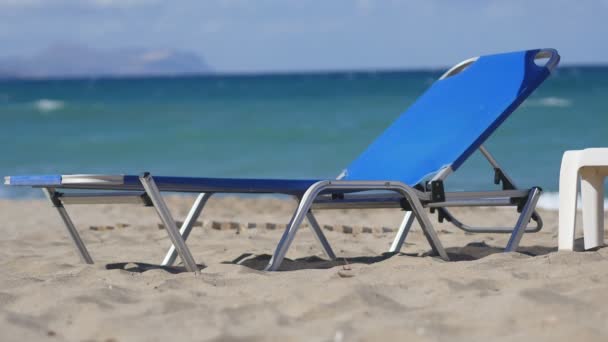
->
[533, 49, 560, 71]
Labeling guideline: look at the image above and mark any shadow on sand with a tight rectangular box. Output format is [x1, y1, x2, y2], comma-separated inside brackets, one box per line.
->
[106, 240, 597, 274]
[105, 262, 206, 274]
[225, 253, 402, 271]
[226, 240, 561, 271]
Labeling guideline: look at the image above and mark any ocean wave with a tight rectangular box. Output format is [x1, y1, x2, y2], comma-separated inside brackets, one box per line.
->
[526, 96, 572, 108]
[537, 192, 608, 211]
[34, 99, 65, 112]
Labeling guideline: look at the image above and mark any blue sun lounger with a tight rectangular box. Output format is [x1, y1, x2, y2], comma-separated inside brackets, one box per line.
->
[5, 49, 560, 272]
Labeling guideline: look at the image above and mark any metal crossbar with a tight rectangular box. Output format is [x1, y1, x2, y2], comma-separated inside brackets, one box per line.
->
[161, 192, 212, 267]
[56, 192, 150, 206]
[389, 211, 415, 253]
[437, 208, 543, 234]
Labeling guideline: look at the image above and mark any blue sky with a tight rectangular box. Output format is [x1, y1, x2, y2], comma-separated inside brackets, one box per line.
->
[1, 0, 606, 72]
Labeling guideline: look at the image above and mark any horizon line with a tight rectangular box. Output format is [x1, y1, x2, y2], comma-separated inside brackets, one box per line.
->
[1, 62, 606, 82]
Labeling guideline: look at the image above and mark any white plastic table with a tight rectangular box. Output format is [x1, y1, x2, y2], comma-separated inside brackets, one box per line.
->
[559, 148, 608, 250]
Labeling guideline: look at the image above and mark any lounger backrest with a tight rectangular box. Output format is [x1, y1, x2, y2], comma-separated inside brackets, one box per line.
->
[341, 49, 559, 186]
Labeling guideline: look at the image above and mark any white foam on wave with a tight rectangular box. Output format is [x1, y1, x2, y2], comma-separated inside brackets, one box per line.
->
[526, 96, 572, 108]
[34, 99, 65, 112]
[537, 192, 608, 211]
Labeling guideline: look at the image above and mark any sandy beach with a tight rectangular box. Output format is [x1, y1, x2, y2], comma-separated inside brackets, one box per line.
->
[1, 195, 607, 341]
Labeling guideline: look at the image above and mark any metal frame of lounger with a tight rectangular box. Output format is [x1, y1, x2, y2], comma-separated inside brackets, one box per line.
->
[17, 145, 541, 273]
[4, 49, 558, 273]
[312, 145, 543, 255]
[27, 175, 444, 273]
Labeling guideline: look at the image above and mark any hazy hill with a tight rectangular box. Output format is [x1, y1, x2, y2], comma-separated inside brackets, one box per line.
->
[0, 43, 211, 79]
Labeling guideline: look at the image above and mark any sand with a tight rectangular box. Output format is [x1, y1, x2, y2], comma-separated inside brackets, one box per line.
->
[1, 196, 608, 341]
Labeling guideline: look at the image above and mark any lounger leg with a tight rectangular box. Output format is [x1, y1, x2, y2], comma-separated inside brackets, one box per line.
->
[306, 211, 336, 260]
[43, 188, 94, 264]
[161, 193, 212, 266]
[139, 173, 200, 273]
[389, 211, 414, 253]
[505, 187, 542, 252]
[405, 195, 449, 261]
[265, 194, 318, 271]
[580, 168, 606, 250]
[265, 210, 302, 271]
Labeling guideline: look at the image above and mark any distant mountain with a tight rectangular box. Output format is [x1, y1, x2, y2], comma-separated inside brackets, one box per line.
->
[0, 43, 211, 79]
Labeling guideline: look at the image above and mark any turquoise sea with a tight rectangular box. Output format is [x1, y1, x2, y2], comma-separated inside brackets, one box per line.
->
[1, 67, 607, 208]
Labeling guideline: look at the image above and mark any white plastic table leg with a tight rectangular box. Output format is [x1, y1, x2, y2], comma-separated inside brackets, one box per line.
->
[580, 167, 606, 249]
[558, 151, 581, 251]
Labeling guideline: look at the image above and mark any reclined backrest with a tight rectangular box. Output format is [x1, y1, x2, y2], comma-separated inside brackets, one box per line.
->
[341, 49, 559, 186]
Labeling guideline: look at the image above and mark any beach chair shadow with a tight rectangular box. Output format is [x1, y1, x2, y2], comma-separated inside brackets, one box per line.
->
[226, 249, 474, 271]
[226, 253, 407, 271]
[226, 242, 559, 271]
[104, 239, 565, 274]
[445, 241, 558, 261]
[105, 262, 206, 274]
